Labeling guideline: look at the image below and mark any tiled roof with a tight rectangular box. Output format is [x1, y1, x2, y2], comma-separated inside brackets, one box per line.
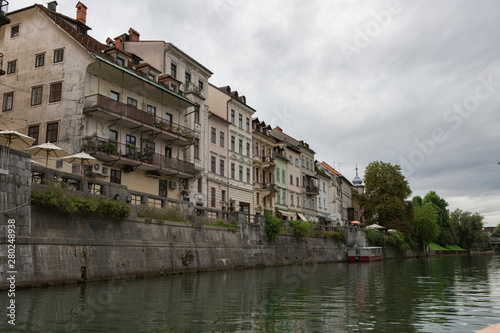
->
[36, 4, 106, 55]
[320, 161, 341, 176]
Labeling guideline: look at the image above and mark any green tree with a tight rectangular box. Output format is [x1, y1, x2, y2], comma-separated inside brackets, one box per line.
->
[407, 201, 440, 251]
[359, 161, 413, 230]
[492, 223, 500, 237]
[423, 191, 455, 246]
[450, 209, 487, 253]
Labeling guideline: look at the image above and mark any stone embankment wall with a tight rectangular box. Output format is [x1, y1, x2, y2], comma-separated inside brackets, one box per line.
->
[0, 146, 349, 289]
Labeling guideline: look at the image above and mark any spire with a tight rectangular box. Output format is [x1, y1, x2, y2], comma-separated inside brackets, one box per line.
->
[352, 163, 363, 186]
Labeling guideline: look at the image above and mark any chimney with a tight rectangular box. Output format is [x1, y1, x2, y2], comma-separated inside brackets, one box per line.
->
[76, 2, 87, 25]
[47, 1, 58, 12]
[128, 28, 140, 41]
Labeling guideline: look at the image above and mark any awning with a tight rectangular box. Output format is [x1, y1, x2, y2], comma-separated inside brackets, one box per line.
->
[297, 213, 308, 221]
[278, 210, 295, 218]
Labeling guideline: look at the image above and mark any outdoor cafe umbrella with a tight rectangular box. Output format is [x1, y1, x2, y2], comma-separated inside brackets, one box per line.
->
[61, 152, 101, 174]
[24, 142, 71, 167]
[366, 223, 385, 230]
[0, 116, 27, 131]
[351, 221, 361, 225]
[0, 130, 36, 148]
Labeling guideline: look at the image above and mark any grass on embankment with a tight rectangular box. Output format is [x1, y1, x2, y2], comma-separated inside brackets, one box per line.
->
[429, 243, 466, 251]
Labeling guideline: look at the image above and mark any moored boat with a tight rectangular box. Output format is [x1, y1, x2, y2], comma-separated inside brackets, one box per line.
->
[348, 247, 383, 262]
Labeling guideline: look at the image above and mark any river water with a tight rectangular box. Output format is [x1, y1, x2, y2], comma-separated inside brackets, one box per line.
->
[1, 254, 499, 332]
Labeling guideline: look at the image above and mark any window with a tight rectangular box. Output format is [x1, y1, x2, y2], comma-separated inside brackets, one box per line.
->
[277, 191, 280, 204]
[238, 114, 242, 128]
[7, 60, 16, 74]
[165, 147, 172, 158]
[238, 139, 243, 154]
[231, 163, 235, 179]
[239, 166, 243, 181]
[257, 193, 260, 205]
[255, 143, 259, 156]
[194, 106, 200, 123]
[126, 134, 136, 156]
[147, 105, 156, 118]
[306, 158, 309, 170]
[300, 177, 303, 187]
[198, 178, 202, 193]
[297, 195, 301, 207]
[282, 170, 285, 183]
[11, 25, 20, 38]
[159, 180, 168, 197]
[220, 132, 225, 148]
[110, 169, 121, 184]
[171, 61, 177, 78]
[211, 187, 216, 207]
[221, 190, 226, 204]
[247, 168, 251, 184]
[148, 73, 155, 81]
[116, 57, 125, 67]
[53, 49, 64, 63]
[290, 175, 293, 185]
[295, 158, 299, 167]
[323, 183, 326, 192]
[230, 110, 235, 125]
[185, 71, 191, 85]
[165, 113, 172, 125]
[35, 53, 45, 68]
[290, 195, 294, 206]
[211, 127, 216, 144]
[302, 157, 305, 167]
[49, 82, 62, 103]
[31, 86, 43, 106]
[276, 168, 280, 182]
[110, 91, 120, 101]
[230, 136, 235, 151]
[211, 156, 216, 173]
[289, 155, 293, 163]
[198, 79, 204, 91]
[28, 125, 39, 145]
[194, 138, 199, 159]
[246, 142, 250, 157]
[246, 118, 250, 132]
[220, 159, 225, 176]
[109, 130, 118, 141]
[2, 92, 13, 111]
[127, 97, 137, 107]
[255, 168, 259, 182]
[46, 122, 58, 143]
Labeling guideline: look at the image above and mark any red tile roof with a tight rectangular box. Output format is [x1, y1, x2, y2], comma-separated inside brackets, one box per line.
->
[320, 161, 341, 176]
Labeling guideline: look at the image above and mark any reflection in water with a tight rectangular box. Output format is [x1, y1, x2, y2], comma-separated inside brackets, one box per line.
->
[0, 255, 499, 332]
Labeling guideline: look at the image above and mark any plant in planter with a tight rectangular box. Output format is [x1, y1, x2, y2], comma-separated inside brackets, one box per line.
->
[82, 134, 97, 152]
[180, 189, 190, 197]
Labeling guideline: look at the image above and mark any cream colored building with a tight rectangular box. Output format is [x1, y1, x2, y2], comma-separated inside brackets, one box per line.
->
[123, 37, 213, 207]
[252, 118, 276, 216]
[0, 3, 198, 201]
[319, 162, 343, 224]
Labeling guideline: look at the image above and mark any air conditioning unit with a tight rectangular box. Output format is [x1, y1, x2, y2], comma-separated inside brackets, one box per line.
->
[93, 164, 105, 176]
[169, 181, 178, 189]
[102, 166, 110, 176]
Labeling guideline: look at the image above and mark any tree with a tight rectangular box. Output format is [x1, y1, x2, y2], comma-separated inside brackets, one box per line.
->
[423, 191, 455, 246]
[450, 209, 487, 253]
[492, 223, 500, 237]
[407, 201, 440, 251]
[360, 161, 413, 230]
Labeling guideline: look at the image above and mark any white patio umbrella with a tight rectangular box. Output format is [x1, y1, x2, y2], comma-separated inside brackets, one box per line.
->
[366, 223, 386, 230]
[61, 152, 101, 174]
[0, 130, 36, 148]
[24, 142, 71, 167]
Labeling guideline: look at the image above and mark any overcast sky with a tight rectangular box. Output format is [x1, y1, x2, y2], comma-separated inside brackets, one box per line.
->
[11, 0, 500, 226]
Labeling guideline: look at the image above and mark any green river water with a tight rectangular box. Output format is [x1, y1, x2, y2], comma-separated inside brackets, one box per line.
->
[1, 254, 499, 332]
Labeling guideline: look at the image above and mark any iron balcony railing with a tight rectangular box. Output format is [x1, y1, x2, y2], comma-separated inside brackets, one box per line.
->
[83, 136, 195, 175]
[83, 94, 195, 141]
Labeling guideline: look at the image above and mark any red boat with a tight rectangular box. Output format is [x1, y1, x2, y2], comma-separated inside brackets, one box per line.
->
[348, 247, 383, 262]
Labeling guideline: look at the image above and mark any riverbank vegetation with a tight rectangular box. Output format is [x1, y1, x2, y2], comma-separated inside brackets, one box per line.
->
[356, 161, 491, 253]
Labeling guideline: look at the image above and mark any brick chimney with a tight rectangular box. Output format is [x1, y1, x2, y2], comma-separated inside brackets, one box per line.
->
[76, 2, 87, 25]
[128, 28, 140, 41]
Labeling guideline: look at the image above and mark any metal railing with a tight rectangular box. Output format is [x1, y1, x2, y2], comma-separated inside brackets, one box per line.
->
[83, 94, 195, 140]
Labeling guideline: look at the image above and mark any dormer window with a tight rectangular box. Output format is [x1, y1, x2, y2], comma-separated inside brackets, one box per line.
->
[116, 57, 125, 67]
[148, 73, 156, 81]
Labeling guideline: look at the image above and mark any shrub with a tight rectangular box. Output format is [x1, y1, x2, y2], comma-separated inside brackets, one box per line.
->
[365, 228, 384, 246]
[384, 231, 410, 256]
[202, 219, 239, 230]
[290, 220, 314, 238]
[323, 230, 345, 243]
[137, 206, 188, 223]
[264, 210, 281, 242]
[31, 187, 130, 220]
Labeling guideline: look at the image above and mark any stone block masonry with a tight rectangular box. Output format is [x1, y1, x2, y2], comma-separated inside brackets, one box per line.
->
[0, 147, 347, 289]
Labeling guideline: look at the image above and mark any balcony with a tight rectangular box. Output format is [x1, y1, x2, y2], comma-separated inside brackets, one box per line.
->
[82, 136, 195, 177]
[305, 185, 320, 195]
[184, 81, 205, 99]
[83, 94, 195, 146]
[0, 52, 4, 76]
[0, 1, 10, 27]
[253, 155, 275, 170]
[255, 182, 277, 196]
